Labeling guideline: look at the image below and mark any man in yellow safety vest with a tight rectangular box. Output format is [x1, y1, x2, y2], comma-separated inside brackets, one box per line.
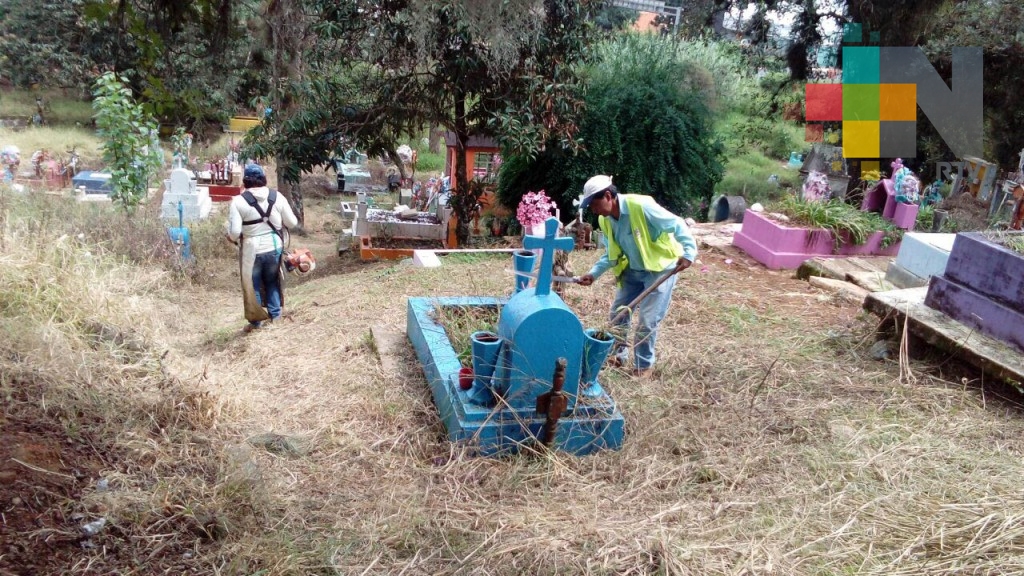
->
[577, 175, 697, 377]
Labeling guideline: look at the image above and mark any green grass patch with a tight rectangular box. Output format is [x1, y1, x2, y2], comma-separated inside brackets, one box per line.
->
[431, 303, 501, 366]
[714, 111, 806, 207]
[722, 304, 760, 334]
[771, 195, 903, 251]
[414, 149, 445, 174]
[714, 150, 800, 206]
[0, 88, 94, 125]
[0, 126, 105, 169]
[717, 111, 805, 160]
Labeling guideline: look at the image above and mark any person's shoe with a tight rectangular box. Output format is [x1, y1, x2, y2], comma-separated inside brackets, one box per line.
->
[243, 322, 261, 333]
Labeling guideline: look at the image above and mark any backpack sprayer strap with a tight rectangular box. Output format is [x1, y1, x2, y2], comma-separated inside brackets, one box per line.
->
[240, 189, 284, 240]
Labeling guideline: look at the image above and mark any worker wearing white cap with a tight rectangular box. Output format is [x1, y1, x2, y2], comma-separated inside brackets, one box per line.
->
[577, 175, 696, 377]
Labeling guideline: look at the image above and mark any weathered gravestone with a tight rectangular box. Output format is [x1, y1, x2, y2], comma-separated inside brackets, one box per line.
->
[161, 168, 212, 221]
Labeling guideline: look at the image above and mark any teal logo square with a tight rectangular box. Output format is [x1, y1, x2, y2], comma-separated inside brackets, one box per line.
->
[844, 47, 880, 84]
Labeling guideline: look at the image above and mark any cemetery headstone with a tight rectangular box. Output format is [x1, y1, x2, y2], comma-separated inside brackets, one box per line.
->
[161, 168, 212, 221]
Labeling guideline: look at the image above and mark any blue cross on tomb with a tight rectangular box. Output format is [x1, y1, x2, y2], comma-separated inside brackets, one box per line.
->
[523, 217, 575, 295]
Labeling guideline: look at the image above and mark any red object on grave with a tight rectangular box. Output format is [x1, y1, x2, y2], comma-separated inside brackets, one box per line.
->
[209, 184, 243, 202]
[458, 367, 474, 390]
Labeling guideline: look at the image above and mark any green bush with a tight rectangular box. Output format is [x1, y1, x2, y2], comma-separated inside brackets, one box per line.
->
[92, 72, 163, 212]
[673, 39, 758, 112]
[499, 34, 725, 221]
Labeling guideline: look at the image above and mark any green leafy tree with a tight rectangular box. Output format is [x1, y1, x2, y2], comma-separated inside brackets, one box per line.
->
[244, 0, 600, 242]
[499, 34, 726, 221]
[923, 0, 1024, 168]
[93, 72, 164, 211]
[81, 0, 257, 128]
[0, 0, 115, 91]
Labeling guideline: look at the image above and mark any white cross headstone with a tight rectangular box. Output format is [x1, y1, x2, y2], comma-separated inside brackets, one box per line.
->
[168, 168, 197, 195]
[162, 168, 211, 221]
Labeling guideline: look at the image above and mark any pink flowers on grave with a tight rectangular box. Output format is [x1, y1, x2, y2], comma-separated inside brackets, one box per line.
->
[516, 190, 556, 228]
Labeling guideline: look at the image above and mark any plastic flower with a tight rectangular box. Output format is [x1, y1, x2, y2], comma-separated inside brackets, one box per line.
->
[516, 190, 556, 228]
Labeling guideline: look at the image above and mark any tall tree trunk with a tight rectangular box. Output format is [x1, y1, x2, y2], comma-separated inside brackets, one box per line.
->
[278, 176, 304, 234]
[453, 92, 471, 244]
[113, 0, 128, 73]
[267, 0, 305, 225]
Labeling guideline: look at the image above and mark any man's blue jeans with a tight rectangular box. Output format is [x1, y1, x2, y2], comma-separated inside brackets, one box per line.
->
[252, 251, 282, 324]
[609, 268, 679, 370]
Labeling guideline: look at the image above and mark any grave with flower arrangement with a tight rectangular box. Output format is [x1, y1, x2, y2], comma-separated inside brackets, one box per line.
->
[406, 217, 625, 456]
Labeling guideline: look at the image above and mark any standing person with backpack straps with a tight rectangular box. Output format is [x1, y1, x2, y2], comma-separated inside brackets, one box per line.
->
[227, 164, 299, 332]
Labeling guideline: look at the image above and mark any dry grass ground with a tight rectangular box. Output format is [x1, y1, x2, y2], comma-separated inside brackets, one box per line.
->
[2, 188, 1024, 575]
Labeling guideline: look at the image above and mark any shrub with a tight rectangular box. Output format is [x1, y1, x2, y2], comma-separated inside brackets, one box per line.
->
[92, 72, 164, 212]
[499, 34, 726, 221]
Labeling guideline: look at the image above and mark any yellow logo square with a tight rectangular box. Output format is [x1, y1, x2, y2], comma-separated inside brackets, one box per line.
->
[842, 121, 880, 158]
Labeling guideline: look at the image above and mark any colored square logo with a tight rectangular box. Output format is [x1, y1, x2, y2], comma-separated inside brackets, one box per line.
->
[879, 84, 916, 121]
[880, 121, 916, 157]
[806, 84, 842, 121]
[842, 120, 880, 158]
[843, 84, 879, 121]
[843, 23, 863, 44]
[843, 47, 880, 84]
[805, 123, 824, 143]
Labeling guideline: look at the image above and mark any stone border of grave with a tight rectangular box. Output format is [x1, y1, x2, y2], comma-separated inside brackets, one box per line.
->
[924, 231, 1024, 352]
[733, 210, 901, 270]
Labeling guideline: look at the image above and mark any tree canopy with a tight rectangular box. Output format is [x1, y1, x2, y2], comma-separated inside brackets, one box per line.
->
[499, 33, 726, 221]
[243, 0, 601, 241]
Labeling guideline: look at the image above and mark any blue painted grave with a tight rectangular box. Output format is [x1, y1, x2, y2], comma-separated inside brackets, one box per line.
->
[407, 217, 625, 456]
[72, 170, 113, 194]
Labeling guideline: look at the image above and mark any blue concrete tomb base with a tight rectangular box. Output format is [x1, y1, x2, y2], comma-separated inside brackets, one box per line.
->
[407, 297, 625, 456]
[406, 217, 625, 456]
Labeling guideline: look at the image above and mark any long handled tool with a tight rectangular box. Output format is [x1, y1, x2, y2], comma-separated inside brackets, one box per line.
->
[608, 260, 688, 326]
[507, 269, 581, 284]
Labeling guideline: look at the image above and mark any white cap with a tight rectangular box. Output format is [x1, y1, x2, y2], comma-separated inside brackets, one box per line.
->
[578, 175, 613, 212]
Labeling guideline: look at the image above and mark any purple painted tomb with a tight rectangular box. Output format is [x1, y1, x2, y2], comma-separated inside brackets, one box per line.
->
[861, 179, 918, 230]
[732, 210, 900, 270]
[925, 232, 1024, 352]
